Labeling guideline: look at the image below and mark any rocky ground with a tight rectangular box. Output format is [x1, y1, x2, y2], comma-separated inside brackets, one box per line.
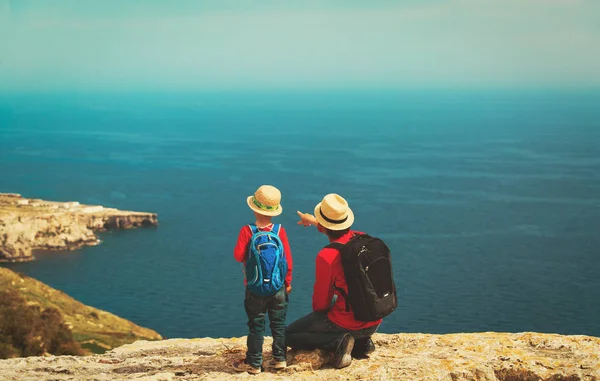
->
[1, 332, 598, 381]
[0, 193, 158, 262]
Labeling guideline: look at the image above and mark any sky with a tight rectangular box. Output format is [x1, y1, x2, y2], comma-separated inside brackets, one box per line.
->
[0, 0, 599, 92]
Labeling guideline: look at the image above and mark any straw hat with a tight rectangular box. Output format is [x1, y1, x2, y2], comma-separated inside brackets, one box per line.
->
[314, 193, 354, 230]
[247, 185, 283, 216]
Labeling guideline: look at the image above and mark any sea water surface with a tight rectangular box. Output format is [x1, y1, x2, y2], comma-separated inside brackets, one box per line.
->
[1, 90, 599, 339]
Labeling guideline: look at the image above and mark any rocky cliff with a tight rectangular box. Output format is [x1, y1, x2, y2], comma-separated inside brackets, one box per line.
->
[1, 332, 598, 380]
[0, 193, 158, 262]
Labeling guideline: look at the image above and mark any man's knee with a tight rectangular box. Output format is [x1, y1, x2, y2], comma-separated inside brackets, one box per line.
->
[285, 319, 301, 335]
[284, 324, 301, 345]
[284, 325, 294, 342]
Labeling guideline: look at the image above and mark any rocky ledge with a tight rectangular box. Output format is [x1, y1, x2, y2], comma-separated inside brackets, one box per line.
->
[1, 332, 598, 380]
[0, 193, 158, 262]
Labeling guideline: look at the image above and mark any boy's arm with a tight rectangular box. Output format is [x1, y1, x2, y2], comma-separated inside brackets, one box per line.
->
[278, 227, 293, 291]
[312, 253, 334, 312]
[233, 226, 251, 262]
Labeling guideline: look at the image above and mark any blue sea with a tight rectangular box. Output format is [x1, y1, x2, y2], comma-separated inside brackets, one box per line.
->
[1, 90, 599, 339]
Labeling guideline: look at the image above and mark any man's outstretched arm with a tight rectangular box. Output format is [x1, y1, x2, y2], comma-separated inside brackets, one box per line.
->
[297, 211, 318, 227]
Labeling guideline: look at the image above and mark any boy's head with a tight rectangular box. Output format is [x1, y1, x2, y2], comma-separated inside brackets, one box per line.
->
[247, 185, 283, 217]
[314, 193, 354, 237]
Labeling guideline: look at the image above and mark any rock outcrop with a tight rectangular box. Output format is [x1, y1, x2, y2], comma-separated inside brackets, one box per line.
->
[0, 193, 158, 262]
[1, 332, 598, 380]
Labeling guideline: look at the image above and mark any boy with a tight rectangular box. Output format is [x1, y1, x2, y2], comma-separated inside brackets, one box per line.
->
[232, 185, 293, 375]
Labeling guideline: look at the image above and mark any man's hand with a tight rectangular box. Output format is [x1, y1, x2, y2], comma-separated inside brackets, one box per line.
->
[286, 285, 292, 294]
[297, 211, 317, 227]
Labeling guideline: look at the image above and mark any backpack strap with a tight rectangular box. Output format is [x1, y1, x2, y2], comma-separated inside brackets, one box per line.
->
[325, 242, 351, 312]
[248, 224, 259, 234]
[325, 242, 344, 250]
[271, 224, 285, 262]
[272, 224, 281, 236]
[332, 284, 350, 312]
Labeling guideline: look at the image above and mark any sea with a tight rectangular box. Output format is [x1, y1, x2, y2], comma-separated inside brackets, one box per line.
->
[1, 89, 599, 339]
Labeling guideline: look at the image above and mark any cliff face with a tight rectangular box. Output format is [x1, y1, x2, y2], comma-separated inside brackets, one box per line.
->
[0, 267, 162, 355]
[0, 332, 598, 380]
[0, 193, 158, 262]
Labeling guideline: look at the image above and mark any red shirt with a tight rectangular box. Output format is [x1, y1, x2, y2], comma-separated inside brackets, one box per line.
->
[312, 230, 382, 330]
[234, 224, 293, 287]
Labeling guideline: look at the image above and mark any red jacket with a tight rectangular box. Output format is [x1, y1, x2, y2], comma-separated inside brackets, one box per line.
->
[233, 223, 293, 287]
[312, 230, 382, 330]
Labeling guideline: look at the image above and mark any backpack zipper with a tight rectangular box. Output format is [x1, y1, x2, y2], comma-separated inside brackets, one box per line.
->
[257, 242, 278, 250]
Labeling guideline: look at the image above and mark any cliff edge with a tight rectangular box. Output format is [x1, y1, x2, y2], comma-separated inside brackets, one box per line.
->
[0, 193, 158, 262]
[1, 332, 598, 380]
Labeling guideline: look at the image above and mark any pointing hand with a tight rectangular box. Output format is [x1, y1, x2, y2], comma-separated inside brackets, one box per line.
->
[297, 211, 317, 227]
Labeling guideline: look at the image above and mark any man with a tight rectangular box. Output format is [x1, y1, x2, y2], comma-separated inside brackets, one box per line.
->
[286, 193, 380, 369]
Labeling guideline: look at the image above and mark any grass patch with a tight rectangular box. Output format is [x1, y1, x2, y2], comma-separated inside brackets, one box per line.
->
[0, 267, 162, 357]
[81, 342, 108, 355]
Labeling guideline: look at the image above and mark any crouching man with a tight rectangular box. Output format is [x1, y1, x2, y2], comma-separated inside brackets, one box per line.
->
[286, 193, 396, 368]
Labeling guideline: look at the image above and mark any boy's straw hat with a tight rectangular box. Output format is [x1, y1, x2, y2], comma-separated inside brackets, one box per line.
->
[314, 193, 354, 230]
[247, 185, 283, 216]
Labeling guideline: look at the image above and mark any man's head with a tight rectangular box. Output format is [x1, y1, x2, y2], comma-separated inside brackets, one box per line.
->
[247, 185, 282, 217]
[318, 225, 351, 240]
[314, 194, 354, 238]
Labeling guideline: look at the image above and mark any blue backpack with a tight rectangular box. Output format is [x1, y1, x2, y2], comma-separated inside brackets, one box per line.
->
[245, 224, 287, 297]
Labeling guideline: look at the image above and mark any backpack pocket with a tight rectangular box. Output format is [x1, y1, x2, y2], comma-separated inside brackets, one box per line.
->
[246, 230, 286, 297]
[364, 257, 394, 299]
[245, 264, 259, 285]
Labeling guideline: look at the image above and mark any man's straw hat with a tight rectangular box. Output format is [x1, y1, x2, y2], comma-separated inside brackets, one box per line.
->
[247, 185, 283, 216]
[314, 193, 354, 230]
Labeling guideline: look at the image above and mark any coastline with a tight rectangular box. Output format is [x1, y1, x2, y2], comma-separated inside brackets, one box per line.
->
[0, 193, 158, 262]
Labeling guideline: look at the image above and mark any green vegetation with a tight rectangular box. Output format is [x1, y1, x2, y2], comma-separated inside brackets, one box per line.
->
[0, 267, 162, 357]
[0, 289, 84, 358]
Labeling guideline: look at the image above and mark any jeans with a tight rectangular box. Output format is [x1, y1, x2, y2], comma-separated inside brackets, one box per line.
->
[244, 287, 288, 368]
[285, 312, 379, 355]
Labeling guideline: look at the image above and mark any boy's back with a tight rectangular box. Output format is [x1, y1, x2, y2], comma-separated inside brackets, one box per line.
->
[234, 223, 293, 289]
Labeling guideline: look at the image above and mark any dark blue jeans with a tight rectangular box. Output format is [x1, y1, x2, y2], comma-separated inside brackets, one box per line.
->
[244, 287, 288, 368]
[285, 312, 379, 354]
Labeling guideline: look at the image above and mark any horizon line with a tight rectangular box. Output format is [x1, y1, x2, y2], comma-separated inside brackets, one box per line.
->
[2, 85, 600, 96]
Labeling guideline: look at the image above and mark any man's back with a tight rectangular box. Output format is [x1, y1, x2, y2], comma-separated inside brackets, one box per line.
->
[313, 230, 382, 330]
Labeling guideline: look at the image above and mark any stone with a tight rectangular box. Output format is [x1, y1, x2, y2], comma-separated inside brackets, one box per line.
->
[0, 332, 598, 380]
[0, 193, 22, 198]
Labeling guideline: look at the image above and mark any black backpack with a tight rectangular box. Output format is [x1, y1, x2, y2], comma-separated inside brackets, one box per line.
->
[327, 234, 397, 322]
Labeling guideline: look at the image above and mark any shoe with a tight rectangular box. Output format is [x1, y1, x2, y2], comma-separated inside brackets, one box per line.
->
[364, 338, 375, 355]
[333, 334, 355, 369]
[232, 358, 261, 375]
[268, 359, 287, 369]
[352, 338, 375, 359]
